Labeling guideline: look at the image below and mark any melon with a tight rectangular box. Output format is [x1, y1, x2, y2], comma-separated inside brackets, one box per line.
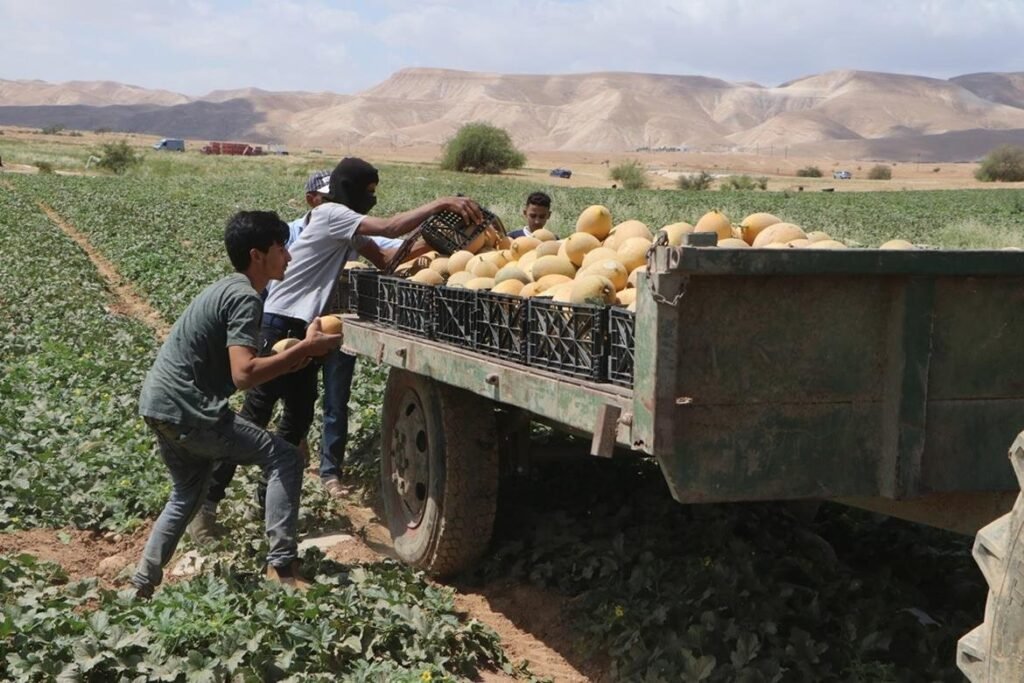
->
[497, 235, 512, 250]
[550, 283, 575, 303]
[739, 213, 781, 245]
[563, 233, 601, 267]
[575, 205, 613, 240]
[344, 261, 369, 270]
[470, 260, 499, 278]
[694, 210, 732, 241]
[410, 269, 445, 286]
[535, 274, 573, 292]
[582, 246, 620, 270]
[585, 260, 629, 291]
[519, 282, 542, 298]
[808, 240, 848, 250]
[447, 250, 474, 274]
[465, 277, 496, 291]
[570, 275, 616, 306]
[481, 251, 509, 268]
[517, 250, 540, 273]
[606, 220, 652, 249]
[532, 255, 576, 281]
[492, 279, 525, 296]
[465, 231, 488, 254]
[446, 271, 475, 288]
[717, 238, 750, 249]
[535, 240, 563, 258]
[752, 223, 806, 248]
[617, 237, 652, 271]
[511, 236, 541, 258]
[764, 242, 791, 249]
[788, 239, 811, 248]
[879, 239, 915, 250]
[495, 264, 530, 285]
[532, 228, 557, 242]
[320, 315, 344, 335]
[658, 222, 694, 246]
[271, 337, 300, 354]
[627, 266, 644, 289]
[805, 231, 832, 243]
[428, 257, 451, 278]
[615, 288, 637, 307]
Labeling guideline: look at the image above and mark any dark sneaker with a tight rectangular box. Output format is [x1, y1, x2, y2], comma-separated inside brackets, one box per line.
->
[186, 506, 223, 544]
[132, 582, 154, 600]
[265, 560, 311, 591]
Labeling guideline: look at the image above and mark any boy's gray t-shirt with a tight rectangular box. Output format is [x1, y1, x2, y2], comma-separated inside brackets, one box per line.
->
[264, 202, 368, 323]
[139, 273, 262, 427]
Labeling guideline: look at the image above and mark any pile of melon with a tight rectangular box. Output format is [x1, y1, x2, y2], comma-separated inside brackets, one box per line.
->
[350, 207, 920, 312]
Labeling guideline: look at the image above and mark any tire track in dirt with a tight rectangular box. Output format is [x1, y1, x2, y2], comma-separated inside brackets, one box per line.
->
[0, 179, 170, 340]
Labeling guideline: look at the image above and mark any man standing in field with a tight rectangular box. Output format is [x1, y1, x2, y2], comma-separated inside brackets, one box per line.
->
[508, 191, 552, 238]
[132, 210, 342, 597]
[189, 158, 483, 535]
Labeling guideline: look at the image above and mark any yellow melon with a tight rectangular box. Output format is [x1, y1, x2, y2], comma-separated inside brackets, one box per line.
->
[617, 237, 652, 272]
[627, 266, 644, 289]
[410, 269, 445, 286]
[428, 257, 451, 277]
[519, 282, 542, 298]
[470, 260, 499, 278]
[447, 250, 474, 274]
[511, 236, 541, 259]
[497, 235, 512, 250]
[320, 315, 344, 335]
[492, 279, 525, 296]
[808, 240, 848, 250]
[481, 251, 509, 269]
[788, 239, 812, 249]
[465, 231, 488, 254]
[271, 337, 300, 354]
[532, 255, 576, 281]
[563, 233, 601, 267]
[582, 246, 620, 270]
[694, 210, 732, 241]
[344, 261, 369, 270]
[570, 275, 616, 305]
[575, 205, 613, 240]
[739, 213, 781, 245]
[717, 238, 750, 249]
[805, 231, 831, 243]
[585, 259, 629, 291]
[495, 264, 530, 285]
[533, 228, 557, 242]
[517, 250, 540, 273]
[605, 220, 652, 249]
[446, 271, 475, 288]
[880, 239, 915, 250]
[465, 277, 496, 291]
[535, 274, 573, 292]
[551, 282, 575, 303]
[658, 222, 694, 246]
[615, 289, 637, 307]
[764, 242, 791, 249]
[752, 223, 806, 248]
[535, 240, 563, 258]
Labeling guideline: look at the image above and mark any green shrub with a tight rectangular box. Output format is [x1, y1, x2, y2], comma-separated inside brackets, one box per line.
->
[439, 122, 525, 174]
[609, 160, 649, 190]
[35, 161, 55, 174]
[868, 165, 892, 180]
[40, 124, 66, 135]
[796, 166, 823, 178]
[975, 145, 1024, 182]
[97, 140, 142, 175]
[677, 171, 714, 191]
[720, 174, 768, 191]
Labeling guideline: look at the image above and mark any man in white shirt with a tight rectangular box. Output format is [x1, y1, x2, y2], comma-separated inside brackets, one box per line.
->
[507, 191, 552, 239]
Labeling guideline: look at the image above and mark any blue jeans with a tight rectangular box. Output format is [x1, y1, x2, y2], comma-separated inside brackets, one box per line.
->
[132, 413, 302, 592]
[320, 349, 356, 480]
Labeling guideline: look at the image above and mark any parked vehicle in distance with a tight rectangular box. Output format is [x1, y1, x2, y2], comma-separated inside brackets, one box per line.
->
[200, 141, 263, 156]
[152, 138, 185, 152]
[833, 170, 852, 180]
[549, 168, 572, 178]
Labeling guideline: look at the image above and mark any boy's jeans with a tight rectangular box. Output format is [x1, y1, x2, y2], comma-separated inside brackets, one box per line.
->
[131, 412, 302, 592]
[320, 349, 356, 480]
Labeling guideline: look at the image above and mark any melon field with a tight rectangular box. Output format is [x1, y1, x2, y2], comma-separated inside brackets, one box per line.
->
[2, 148, 1023, 681]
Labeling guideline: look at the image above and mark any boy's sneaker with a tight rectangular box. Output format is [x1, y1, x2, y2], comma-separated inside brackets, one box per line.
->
[265, 560, 311, 591]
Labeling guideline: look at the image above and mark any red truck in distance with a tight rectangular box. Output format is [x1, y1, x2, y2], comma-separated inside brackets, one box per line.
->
[200, 141, 264, 156]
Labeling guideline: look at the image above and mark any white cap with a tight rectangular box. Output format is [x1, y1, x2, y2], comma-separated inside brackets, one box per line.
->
[316, 177, 332, 194]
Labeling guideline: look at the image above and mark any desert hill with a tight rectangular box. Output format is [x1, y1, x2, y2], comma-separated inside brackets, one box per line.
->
[2, 68, 1024, 160]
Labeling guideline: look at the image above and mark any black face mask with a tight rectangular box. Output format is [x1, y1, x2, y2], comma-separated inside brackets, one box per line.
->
[327, 158, 380, 215]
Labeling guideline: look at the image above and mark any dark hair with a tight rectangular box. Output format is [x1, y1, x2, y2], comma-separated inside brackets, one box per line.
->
[526, 191, 551, 209]
[224, 210, 289, 271]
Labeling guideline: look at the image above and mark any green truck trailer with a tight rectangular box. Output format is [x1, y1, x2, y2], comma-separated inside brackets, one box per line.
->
[339, 241, 1024, 681]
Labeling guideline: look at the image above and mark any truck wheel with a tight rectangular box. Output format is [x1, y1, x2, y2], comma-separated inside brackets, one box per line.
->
[380, 368, 499, 578]
[958, 432, 1024, 681]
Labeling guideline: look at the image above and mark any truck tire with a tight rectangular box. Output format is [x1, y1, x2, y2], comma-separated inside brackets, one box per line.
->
[380, 368, 499, 578]
[958, 431, 1024, 681]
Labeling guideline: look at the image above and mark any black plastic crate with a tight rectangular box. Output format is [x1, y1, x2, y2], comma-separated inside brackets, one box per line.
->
[377, 276, 401, 328]
[396, 279, 434, 337]
[476, 291, 528, 363]
[348, 268, 380, 320]
[433, 286, 477, 348]
[607, 307, 636, 387]
[526, 299, 608, 381]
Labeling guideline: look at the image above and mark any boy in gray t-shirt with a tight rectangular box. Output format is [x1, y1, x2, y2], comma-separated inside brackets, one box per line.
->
[131, 210, 342, 597]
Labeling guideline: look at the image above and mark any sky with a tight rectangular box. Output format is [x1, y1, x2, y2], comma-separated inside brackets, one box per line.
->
[2, 0, 1023, 96]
